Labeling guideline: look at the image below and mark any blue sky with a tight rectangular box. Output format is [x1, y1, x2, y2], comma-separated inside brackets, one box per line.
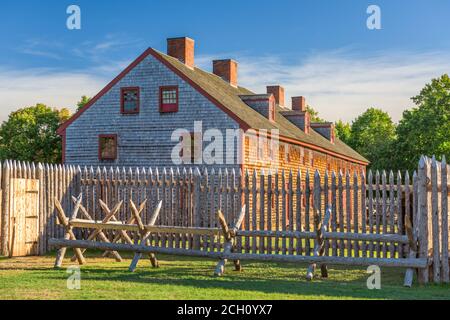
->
[1, 0, 449, 122]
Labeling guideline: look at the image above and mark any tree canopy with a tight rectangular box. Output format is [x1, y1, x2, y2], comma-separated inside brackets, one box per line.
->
[347, 108, 396, 170]
[77, 95, 91, 111]
[306, 106, 325, 123]
[0, 104, 71, 163]
[334, 120, 351, 144]
[393, 74, 450, 171]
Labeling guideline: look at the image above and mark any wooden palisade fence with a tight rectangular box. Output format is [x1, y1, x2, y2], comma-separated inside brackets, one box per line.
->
[417, 156, 449, 284]
[0, 156, 449, 285]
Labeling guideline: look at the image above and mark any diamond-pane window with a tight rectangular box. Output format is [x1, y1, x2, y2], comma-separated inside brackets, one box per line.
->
[121, 87, 140, 114]
[160, 86, 179, 113]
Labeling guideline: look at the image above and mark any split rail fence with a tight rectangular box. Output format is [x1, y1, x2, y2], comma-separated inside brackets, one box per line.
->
[0, 156, 448, 284]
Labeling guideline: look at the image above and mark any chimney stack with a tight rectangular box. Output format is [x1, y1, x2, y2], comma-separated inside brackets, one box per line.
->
[266, 85, 285, 107]
[167, 37, 195, 68]
[213, 59, 238, 87]
[292, 96, 306, 112]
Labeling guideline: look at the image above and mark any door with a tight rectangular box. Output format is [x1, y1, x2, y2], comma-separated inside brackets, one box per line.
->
[9, 178, 39, 257]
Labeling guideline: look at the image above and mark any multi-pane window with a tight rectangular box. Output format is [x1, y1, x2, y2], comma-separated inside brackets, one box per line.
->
[162, 89, 177, 104]
[99, 135, 117, 160]
[160, 86, 179, 113]
[121, 87, 140, 114]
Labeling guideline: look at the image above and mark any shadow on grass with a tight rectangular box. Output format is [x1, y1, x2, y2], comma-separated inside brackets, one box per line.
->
[4, 251, 449, 300]
[42, 260, 443, 299]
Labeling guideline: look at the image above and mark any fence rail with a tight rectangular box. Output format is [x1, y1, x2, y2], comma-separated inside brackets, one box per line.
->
[0, 155, 449, 284]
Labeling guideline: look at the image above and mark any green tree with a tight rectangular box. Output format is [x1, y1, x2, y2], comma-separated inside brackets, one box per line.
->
[393, 74, 450, 172]
[0, 104, 71, 163]
[306, 106, 325, 123]
[348, 108, 396, 170]
[334, 120, 352, 144]
[77, 95, 91, 111]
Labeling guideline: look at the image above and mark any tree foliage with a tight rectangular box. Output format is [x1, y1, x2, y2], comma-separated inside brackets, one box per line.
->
[0, 104, 71, 163]
[393, 74, 450, 171]
[334, 120, 352, 144]
[77, 95, 91, 111]
[347, 108, 396, 170]
[306, 106, 325, 123]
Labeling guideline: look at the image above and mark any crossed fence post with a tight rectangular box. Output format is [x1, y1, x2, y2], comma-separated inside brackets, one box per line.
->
[68, 197, 123, 262]
[403, 214, 418, 287]
[128, 199, 162, 272]
[306, 206, 331, 281]
[55, 195, 162, 270]
[69, 198, 123, 262]
[214, 205, 246, 276]
[54, 194, 86, 268]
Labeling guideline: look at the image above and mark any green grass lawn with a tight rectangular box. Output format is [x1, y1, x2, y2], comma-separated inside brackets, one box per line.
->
[0, 251, 448, 300]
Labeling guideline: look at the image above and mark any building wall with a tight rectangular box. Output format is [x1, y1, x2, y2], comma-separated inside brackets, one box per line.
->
[242, 133, 367, 230]
[243, 133, 366, 177]
[64, 54, 241, 171]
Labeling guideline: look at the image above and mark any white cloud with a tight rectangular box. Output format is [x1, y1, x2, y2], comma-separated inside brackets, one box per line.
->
[0, 68, 107, 120]
[205, 50, 450, 123]
[17, 34, 145, 64]
[1, 49, 448, 124]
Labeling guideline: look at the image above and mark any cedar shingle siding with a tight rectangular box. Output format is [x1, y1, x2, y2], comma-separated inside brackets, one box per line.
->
[64, 53, 240, 170]
[60, 39, 368, 175]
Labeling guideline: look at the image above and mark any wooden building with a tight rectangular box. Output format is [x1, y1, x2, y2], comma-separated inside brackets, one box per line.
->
[57, 37, 368, 177]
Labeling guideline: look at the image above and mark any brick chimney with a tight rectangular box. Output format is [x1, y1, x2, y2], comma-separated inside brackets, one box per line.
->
[292, 96, 306, 112]
[167, 37, 195, 68]
[266, 85, 285, 107]
[213, 59, 238, 87]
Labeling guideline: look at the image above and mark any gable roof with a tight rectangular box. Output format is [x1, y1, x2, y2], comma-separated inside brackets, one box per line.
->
[58, 47, 369, 164]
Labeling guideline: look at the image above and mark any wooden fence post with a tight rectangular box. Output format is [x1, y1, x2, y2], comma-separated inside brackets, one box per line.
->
[417, 156, 429, 284]
[431, 156, 440, 283]
[403, 212, 418, 287]
[214, 205, 246, 276]
[0, 160, 2, 253]
[441, 156, 449, 283]
[193, 168, 201, 250]
[397, 170, 403, 258]
[37, 163, 45, 255]
[306, 206, 331, 281]
[1, 161, 10, 256]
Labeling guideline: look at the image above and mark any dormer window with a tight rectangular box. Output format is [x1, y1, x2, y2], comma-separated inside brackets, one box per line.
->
[121, 87, 140, 114]
[160, 86, 179, 113]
